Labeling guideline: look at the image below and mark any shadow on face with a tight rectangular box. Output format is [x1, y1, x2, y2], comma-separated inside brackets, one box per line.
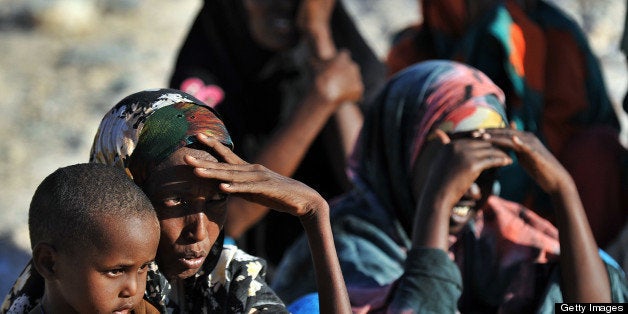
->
[243, 0, 301, 51]
[49, 215, 159, 313]
[142, 146, 227, 281]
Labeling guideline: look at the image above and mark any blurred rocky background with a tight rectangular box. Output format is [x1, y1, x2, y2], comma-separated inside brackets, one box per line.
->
[0, 0, 626, 297]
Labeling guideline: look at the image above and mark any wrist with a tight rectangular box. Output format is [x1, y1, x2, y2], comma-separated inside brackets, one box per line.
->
[306, 85, 342, 111]
[299, 195, 329, 225]
[411, 191, 455, 250]
[305, 26, 335, 59]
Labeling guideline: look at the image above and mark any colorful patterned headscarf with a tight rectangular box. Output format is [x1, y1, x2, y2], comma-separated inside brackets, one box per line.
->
[350, 60, 507, 232]
[89, 88, 233, 185]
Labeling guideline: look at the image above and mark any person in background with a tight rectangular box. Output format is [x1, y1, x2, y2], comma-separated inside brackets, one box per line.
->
[387, 0, 627, 248]
[3, 89, 350, 314]
[169, 0, 386, 267]
[273, 61, 627, 313]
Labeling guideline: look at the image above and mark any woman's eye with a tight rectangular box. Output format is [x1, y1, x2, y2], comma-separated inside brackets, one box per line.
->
[164, 197, 184, 207]
[210, 193, 228, 202]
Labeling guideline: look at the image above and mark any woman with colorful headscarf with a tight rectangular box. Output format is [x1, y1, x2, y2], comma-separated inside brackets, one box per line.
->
[169, 0, 386, 267]
[2, 89, 350, 314]
[272, 61, 627, 312]
[387, 0, 627, 248]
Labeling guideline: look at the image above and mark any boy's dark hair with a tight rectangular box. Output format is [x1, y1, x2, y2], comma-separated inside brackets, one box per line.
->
[28, 163, 156, 252]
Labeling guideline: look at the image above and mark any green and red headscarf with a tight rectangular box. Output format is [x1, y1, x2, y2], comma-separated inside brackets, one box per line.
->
[89, 88, 233, 185]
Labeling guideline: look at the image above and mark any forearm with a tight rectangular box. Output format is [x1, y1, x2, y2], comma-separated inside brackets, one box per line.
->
[300, 201, 351, 314]
[226, 94, 339, 238]
[255, 91, 339, 176]
[333, 102, 363, 159]
[306, 25, 336, 60]
[552, 179, 611, 302]
[411, 191, 454, 251]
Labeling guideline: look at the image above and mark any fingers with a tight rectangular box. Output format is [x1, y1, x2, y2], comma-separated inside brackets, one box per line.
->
[191, 162, 269, 184]
[480, 129, 536, 154]
[474, 147, 513, 170]
[433, 129, 451, 144]
[194, 134, 247, 165]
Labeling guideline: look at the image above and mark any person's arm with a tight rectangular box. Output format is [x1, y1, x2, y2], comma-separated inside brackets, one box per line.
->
[299, 0, 363, 160]
[410, 130, 513, 251]
[486, 128, 611, 302]
[387, 130, 511, 313]
[186, 135, 352, 313]
[225, 0, 364, 239]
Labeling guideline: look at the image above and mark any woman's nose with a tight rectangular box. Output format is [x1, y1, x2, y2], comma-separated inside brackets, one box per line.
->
[464, 182, 482, 200]
[183, 210, 208, 243]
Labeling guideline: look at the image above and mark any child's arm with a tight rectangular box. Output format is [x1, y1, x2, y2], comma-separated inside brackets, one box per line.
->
[187, 134, 351, 313]
[486, 128, 611, 302]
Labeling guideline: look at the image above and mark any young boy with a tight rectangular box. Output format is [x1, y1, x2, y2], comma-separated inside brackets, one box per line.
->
[27, 163, 160, 314]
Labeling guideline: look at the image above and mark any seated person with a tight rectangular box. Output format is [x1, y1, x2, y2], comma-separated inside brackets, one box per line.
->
[387, 0, 626, 247]
[2, 89, 349, 313]
[273, 61, 628, 313]
[23, 163, 160, 314]
[169, 0, 386, 266]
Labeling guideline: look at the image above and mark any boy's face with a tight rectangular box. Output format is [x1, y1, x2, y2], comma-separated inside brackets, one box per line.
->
[52, 215, 159, 314]
[144, 146, 227, 281]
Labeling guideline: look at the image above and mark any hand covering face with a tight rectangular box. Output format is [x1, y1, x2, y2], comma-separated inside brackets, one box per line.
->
[350, 60, 507, 232]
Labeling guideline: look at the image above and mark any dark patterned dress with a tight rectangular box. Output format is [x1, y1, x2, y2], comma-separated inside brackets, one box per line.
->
[2, 245, 288, 314]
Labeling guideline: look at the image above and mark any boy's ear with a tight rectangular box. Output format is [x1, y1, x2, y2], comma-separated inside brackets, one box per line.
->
[32, 243, 58, 279]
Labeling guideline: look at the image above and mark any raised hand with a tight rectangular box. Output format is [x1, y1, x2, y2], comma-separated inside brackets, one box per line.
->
[412, 129, 513, 210]
[311, 49, 363, 107]
[184, 134, 327, 218]
[483, 127, 611, 302]
[297, 0, 335, 36]
[297, 0, 336, 59]
[483, 127, 572, 194]
[410, 129, 512, 250]
[187, 134, 351, 313]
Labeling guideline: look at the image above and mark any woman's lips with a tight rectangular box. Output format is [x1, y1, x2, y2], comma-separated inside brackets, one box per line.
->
[450, 200, 476, 224]
[178, 251, 207, 269]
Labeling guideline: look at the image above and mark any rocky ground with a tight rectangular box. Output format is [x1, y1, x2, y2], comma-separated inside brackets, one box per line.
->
[0, 0, 626, 296]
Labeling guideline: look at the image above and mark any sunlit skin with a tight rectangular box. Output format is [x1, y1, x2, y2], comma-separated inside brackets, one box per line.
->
[184, 134, 352, 314]
[143, 147, 227, 281]
[39, 215, 159, 314]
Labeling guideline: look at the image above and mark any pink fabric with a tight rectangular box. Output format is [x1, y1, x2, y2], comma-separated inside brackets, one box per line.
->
[180, 77, 225, 108]
[463, 195, 560, 268]
[409, 64, 506, 165]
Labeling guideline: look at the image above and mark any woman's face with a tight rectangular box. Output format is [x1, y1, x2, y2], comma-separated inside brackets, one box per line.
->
[243, 0, 300, 51]
[412, 135, 495, 234]
[143, 146, 227, 281]
[448, 169, 494, 234]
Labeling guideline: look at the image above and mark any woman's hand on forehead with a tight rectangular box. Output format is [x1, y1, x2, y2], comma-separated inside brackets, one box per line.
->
[184, 134, 327, 218]
[482, 127, 572, 194]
